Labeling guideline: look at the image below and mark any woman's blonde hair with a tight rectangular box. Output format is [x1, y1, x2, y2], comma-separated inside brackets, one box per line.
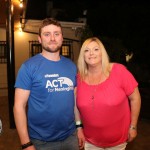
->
[77, 37, 110, 80]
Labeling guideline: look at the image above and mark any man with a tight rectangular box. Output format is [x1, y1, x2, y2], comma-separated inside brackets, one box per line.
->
[14, 18, 84, 150]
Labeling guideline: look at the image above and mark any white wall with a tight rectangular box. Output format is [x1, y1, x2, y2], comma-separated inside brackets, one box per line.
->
[0, 28, 7, 96]
[0, 29, 38, 96]
[0, 27, 81, 96]
[63, 27, 81, 64]
[0, 64, 7, 96]
[14, 31, 38, 74]
[0, 28, 6, 39]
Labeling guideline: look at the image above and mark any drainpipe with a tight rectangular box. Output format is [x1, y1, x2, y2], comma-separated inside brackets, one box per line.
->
[6, 0, 16, 128]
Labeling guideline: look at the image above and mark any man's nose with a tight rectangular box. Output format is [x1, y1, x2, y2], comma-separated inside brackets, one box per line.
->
[50, 34, 55, 40]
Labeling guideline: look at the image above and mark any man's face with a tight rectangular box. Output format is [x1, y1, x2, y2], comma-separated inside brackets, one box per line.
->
[38, 24, 63, 53]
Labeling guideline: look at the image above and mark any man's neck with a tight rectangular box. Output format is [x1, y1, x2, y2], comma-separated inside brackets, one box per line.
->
[41, 51, 60, 61]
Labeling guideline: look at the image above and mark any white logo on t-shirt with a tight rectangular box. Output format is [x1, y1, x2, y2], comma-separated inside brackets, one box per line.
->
[45, 77, 74, 92]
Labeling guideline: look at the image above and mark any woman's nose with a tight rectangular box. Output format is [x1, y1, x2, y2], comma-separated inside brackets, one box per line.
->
[89, 50, 93, 55]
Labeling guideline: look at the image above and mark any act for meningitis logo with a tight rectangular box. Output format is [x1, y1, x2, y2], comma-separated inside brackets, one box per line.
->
[45, 74, 74, 92]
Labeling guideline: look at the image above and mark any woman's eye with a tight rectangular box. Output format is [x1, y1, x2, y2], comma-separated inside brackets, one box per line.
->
[84, 49, 89, 52]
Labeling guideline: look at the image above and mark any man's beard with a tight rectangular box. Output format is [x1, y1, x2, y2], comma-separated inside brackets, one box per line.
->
[42, 44, 61, 53]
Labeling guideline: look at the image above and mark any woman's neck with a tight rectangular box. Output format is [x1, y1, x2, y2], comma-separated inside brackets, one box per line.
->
[86, 66, 103, 85]
[88, 65, 102, 76]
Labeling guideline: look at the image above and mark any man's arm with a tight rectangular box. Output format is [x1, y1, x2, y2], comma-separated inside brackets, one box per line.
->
[13, 88, 35, 149]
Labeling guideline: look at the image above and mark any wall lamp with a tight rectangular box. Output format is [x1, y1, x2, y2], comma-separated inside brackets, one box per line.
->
[19, 0, 23, 8]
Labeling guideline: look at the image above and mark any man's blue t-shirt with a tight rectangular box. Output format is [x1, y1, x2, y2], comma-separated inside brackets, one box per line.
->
[15, 54, 77, 141]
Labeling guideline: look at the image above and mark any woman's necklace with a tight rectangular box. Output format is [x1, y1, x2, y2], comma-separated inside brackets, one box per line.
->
[89, 84, 99, 110]
[87, 74, 102, 109]
[91, 86, 97, 100]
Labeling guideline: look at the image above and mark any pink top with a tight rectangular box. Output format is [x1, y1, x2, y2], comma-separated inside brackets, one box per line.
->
[77, 63, 138, 147]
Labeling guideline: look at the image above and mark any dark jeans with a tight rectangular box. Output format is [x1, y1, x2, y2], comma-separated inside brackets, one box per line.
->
[31, 131, 79, 150]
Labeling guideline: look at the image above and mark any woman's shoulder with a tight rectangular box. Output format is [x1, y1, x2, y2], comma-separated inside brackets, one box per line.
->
[109, 63, 128, 78]
[110, 63, 126, 71]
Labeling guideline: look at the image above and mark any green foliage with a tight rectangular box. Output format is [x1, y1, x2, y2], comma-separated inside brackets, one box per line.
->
[80, 26, 131, 66]
[75, 25, 93, 44]
[80, 25, 93, 43]
[99, 36, 129, 65]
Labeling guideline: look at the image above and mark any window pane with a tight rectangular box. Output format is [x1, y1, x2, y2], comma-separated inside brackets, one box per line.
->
[0, 41, 7, 64]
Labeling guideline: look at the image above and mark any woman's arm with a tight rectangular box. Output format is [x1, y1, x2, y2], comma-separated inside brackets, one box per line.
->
[128, 87, 141, 142]
[74, 87, 85, 149]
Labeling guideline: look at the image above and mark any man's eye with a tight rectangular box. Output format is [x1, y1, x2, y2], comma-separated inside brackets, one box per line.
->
[54, 33, 60, 36]
[44, 33, 50, 36]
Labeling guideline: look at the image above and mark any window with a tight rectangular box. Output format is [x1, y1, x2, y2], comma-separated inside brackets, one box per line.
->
[31, 44, 42, 56]
[61, 40, 73, 60]
[29, 40, 73, 60]
[61, 45, 70, 57]
[29, 41, 42, 57]
[0, 41, 7, 63]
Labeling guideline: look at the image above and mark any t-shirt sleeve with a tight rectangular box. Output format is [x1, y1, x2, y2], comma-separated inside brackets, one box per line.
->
[69, 60, 77, 87]
[74, 65, 77, 87]
[117, 64, 138, 96]
[14, 63, 32, 90]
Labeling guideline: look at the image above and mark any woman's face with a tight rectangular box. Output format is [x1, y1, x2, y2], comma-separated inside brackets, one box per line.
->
[84, 41, 102, 67]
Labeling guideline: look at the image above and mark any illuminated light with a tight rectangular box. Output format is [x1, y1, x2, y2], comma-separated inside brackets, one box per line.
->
[19, 27, 22, 32]
[19, 0, 23, 8]
[18, 30, 23, 36]
[19, 2, 23, 8]
[11, 3, 14, 12]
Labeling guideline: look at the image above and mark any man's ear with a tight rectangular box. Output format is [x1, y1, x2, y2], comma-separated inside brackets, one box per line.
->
[38, 36, 41, 43]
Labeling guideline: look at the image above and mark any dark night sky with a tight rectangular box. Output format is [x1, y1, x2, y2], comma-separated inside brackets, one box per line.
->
[26, 0, 150, 66]
[55, 0, 150, 63]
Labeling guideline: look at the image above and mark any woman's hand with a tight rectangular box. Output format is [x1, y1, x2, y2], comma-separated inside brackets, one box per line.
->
[77, 128, 85, 149]
[127, 127, 137, 142]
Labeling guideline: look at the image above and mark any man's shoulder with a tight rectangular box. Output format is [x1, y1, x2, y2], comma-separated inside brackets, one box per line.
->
[23, 54, 42, 66]
[25, 54, 41, 62]
[61, 56, 76, 65]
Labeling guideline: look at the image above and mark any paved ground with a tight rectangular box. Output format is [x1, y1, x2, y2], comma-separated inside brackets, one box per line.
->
[0, 96, 150, 150]
[0, 96, 20, 150]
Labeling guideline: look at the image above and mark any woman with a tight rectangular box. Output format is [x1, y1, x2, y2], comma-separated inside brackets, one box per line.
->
[76, 37, 141, 150]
